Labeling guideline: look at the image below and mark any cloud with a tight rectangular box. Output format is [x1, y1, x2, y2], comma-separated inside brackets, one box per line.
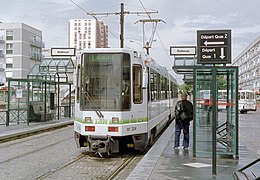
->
[0, 0, 259, 61]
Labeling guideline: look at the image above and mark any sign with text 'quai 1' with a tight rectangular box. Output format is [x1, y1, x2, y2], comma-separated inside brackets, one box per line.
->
[197, 30, 231, 64]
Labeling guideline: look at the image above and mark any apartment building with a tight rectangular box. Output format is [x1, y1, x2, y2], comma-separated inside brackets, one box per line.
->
[0, 22, 44, 84]
[232, 35, 260, 91]
[68, 19, 108, 49]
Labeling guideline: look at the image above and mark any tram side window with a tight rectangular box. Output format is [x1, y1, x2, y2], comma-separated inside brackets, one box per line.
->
[76, 64, 80, 103]
[161, 76, 168, 100]
[150, 69, 157, 101]
[240, 92, 245, 99]
[133, 65, 142, 103]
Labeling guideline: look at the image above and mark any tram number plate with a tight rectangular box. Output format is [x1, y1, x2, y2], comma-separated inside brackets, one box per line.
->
[127, 127, 137, 132]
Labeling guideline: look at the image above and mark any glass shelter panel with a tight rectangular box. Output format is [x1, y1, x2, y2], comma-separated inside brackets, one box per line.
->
[194, 67, 238, 157]
[194, 69, 213, 157]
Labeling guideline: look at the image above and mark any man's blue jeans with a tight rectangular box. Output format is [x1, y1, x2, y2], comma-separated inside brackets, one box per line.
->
[174, 122, 190, 148]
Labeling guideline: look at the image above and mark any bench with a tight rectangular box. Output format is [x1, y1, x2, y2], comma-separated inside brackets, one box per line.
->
[216, 122, 234, 148]
[28, 102, 55, 122]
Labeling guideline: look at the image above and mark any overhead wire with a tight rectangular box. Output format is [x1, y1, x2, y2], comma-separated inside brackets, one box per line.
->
[138, 0, 173, 63]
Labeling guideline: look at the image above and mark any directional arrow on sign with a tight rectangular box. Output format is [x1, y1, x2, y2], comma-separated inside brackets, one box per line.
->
[220, 48, 225, 59]
[204, 41, 225, 46]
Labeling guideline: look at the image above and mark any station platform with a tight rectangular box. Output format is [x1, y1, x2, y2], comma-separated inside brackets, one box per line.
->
[0, 118, 73, 142]
[127, 122, 260, 180]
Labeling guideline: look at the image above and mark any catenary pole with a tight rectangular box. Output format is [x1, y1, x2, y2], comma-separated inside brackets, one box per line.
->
[89, 3, 158, 48]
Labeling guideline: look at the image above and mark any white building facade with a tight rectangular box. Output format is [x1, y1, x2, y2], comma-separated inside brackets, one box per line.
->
[68, 19, 108, 50]
[232, 35, 260, 92]
[0, 23, 44, 84]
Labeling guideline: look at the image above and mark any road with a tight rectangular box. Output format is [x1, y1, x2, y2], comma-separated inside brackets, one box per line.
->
[239, 109, 260, 157]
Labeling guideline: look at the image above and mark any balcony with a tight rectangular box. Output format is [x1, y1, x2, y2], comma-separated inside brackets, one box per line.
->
[30, 40, 45, 48]
[30, 52, 43, 61]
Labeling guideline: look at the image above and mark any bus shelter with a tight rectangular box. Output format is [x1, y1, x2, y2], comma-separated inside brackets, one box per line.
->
[173, 57, 239, 158]
[0, 58, 74, 126]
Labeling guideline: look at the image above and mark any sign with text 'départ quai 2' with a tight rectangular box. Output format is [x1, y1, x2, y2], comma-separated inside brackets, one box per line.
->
[197, 30, 231, 64]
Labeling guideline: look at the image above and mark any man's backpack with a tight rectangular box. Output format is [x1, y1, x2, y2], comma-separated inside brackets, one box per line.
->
[178, 102, 192, 121]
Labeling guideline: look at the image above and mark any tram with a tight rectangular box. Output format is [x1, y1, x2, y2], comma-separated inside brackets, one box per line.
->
[73, 48, 178, 155]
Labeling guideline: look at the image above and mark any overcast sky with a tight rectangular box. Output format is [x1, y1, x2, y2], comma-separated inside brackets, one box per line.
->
[1, 0, 260, 81]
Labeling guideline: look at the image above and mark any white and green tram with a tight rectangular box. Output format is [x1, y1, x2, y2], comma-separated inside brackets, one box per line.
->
[74, 48, 178, 155]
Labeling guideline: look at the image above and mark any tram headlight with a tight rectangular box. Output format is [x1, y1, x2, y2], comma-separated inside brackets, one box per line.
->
[85, 117, 92, 123]
[112, 117, 119, 123]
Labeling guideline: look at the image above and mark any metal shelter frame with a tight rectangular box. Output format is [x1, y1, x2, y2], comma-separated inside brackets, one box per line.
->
[1, 58, 74, 126]
[172, 55, 239, 175]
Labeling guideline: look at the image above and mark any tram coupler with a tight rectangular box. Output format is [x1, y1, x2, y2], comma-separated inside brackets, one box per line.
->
[88, 135, 114, 156]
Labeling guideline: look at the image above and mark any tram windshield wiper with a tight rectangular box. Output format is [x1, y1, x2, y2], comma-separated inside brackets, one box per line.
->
[84, 91, 104, 119]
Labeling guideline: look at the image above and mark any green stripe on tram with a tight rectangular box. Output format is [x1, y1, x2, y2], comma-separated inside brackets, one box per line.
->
[75, 117, 148, 124]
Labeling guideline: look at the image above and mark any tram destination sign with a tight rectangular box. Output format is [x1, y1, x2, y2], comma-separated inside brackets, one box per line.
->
[197, 30, 231, 64]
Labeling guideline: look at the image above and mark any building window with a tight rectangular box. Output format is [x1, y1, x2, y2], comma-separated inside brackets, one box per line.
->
[6, 30, 13, 40]
[6, 50, 13, 54]
[6, 43, 13, 49]
[6, 64, 13, 68]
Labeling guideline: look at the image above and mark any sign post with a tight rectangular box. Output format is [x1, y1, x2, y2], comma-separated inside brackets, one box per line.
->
[197, 29, 231, 176]
[197, 30, 231, 64]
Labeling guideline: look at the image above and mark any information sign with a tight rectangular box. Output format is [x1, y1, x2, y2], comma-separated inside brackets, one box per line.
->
[197, 30, 231, 64]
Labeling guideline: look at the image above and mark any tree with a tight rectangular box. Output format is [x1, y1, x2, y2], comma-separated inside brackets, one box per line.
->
[178, 83, 193, 95]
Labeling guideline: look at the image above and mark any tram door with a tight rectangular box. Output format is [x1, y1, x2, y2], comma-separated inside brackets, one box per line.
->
[193, 67, 238, 158]
[131, 65, 147, 123]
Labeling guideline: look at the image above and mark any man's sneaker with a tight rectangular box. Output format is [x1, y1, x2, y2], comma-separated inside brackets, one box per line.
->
[183, 147, 189, 150]
[174, 147, 179, 150]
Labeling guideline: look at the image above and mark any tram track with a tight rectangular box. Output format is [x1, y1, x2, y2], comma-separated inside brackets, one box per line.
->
[0, 136, 74, 165]
[35, 153, 86, 180]
[0, 121, 171, 179]
[35, 152, 142, 180]
[0, 125, 73, 148]
[106, 154, 138, 180]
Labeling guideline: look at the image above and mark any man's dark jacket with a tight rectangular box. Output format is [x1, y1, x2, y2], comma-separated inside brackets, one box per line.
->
[175, 100, 193, 124]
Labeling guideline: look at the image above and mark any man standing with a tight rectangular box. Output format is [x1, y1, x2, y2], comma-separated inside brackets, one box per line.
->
[174, 93, 193, 151]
